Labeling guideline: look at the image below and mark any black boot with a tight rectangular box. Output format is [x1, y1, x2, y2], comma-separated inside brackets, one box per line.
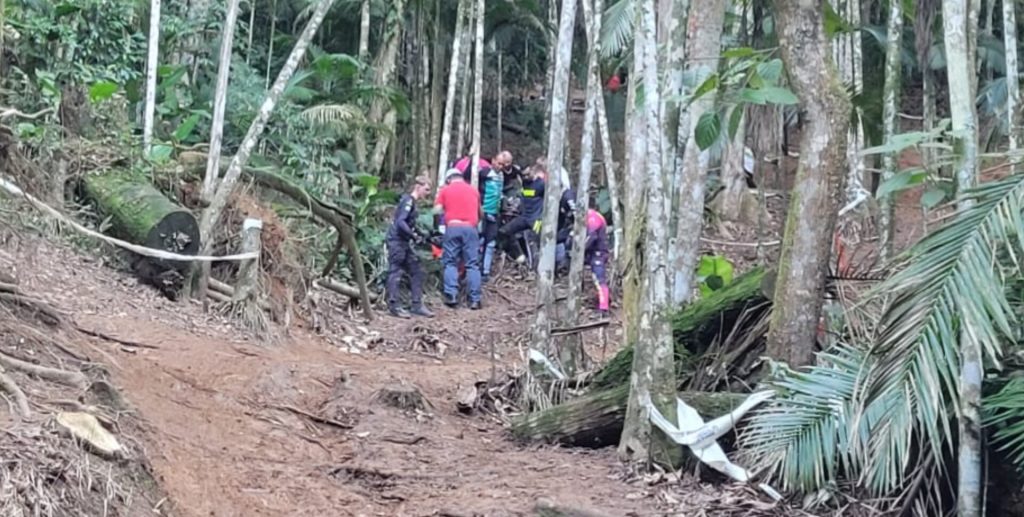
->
[410, 305, 434, 318]
[444, 294, 458, 308]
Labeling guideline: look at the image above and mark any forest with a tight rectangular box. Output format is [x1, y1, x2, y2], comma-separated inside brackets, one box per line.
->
[1, 0, 1023, 515]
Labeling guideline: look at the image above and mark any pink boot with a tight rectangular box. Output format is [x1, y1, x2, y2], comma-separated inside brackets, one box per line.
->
[597, 284, 610, 312]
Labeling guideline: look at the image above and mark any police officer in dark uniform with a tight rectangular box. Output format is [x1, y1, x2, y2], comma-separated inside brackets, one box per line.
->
[386, 175, 434, 319]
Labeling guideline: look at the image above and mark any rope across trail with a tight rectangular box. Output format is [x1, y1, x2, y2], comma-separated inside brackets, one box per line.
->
[0, 176, 258, 263]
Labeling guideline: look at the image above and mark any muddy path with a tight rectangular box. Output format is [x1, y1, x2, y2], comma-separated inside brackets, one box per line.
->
[0, 227, 645, 517]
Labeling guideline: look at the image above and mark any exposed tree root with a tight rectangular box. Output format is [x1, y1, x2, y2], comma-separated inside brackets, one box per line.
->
[0, 351, 88, 389]
[0, 367, 30, 417]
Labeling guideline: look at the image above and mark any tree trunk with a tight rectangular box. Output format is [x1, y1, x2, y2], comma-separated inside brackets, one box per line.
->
[202, 0, 241, 203]
[1005, 0, 1020, 162]
[469, 0, 484, 190]
[82, 171, 201, 271]
[915, 0, 937, 170]
[196, 0, 336, 294]
[532, 0, 577, 358]
[143, 0, 162, 155]
[877, 0, 903, 260]
[455, 16, 473, 160]
[511, 385, 747, 448]
[367, 0, 408, 175]
[595, 92, 623, 263]
[619, 0, 678, 468]
[232, 218, 262, 302]
[497, 51, 504, 151]
[264, 0, 277, 89]
[718, 107, 755, 222]
[662, 0, 689, 215]
[943, 0, 982, 513]
[831, 0, 867, 216]
[765, 0, 851, 367]
[568, 0, 603, 323]
[358, 0, 370, 61]
[436, 0, 469, 186]
[670, 0, 727, 305]
[621, 5, 649, 349]
[542, 0, 559, 141]
[352, 0, 372, 168]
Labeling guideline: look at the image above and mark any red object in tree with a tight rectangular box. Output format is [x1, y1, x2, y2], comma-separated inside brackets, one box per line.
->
[606, 74, 621, 93]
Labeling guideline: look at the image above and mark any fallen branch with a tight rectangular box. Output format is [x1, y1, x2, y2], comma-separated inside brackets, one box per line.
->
[315, 278, 379, 302]
[550, 320, 610, 336]
[0, 107, 54, 120]
[700, 237, 782, 247]
[73, 323, 161, 350]
[380, 433, 426, 445]
[0, 367, 30, 417]
[271, 403, 353, 430]
[0, 351, 89, 389]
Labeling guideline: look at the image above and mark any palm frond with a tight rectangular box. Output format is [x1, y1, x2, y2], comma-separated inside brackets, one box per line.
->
[600, 0, 635, 58]
[985, 377, 1024, 471]
[739, 346, 870, 493]
[857, 173, 1024, 495]
[300, 103, 365, 129]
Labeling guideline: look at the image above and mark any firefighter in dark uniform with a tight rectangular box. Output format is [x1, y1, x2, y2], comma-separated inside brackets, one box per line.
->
[385, 175, 434, 319]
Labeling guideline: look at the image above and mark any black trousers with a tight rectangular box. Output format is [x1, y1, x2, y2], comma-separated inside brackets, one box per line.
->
[498, 215, 537, 262]
[385, 238, 423, 308]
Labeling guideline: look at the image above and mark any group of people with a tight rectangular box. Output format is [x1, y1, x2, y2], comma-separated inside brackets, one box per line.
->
[384, 150, 611, 319]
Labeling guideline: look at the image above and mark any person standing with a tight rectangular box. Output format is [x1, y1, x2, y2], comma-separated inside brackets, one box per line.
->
[435, 168, 483, 309]
[481, 151, 513, 281]
[385, 175, 434, 319]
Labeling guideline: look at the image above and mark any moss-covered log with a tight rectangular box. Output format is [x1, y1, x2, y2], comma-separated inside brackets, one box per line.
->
[590, 267, 769, 390]
[82, 171, 200, 271]
[510, 384, 747, 447]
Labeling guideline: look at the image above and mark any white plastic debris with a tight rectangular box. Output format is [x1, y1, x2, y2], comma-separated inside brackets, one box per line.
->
[642, 390, 782, 502]
[528, 348, 566, 380]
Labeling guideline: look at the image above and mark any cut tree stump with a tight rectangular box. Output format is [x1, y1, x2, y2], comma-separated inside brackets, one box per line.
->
[589, 267, 769, 390]
[510, 384, 747, 447]
[81, 171, 200, 270]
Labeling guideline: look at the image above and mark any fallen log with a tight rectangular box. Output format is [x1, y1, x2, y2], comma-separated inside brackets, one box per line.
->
[81, 171, 200, 272]
[510, 384, 747, 447]
[589, 267, 769, 390]
[314, 278, 379, 302]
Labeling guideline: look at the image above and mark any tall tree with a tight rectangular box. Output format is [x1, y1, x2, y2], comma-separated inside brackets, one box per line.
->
[469, 0, 484, 189]
[367, 0, 408, 174]
[670, 0, 726, 304]
[568, 0, 603, 322]
[765, 0, 850, 367]
[142, 0, 161, 154]
[201, 0, 241, 204]
[619, 0, 677, 466]
[877, 0, 903, 259]
[352, 0, 372, 168]
[942, 0, 982, 513]
[531, 0, 576, 357]
[435, 0, 469, 187]
[1006, 0, 1020, 160]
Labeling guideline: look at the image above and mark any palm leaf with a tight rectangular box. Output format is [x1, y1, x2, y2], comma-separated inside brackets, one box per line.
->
[300, 103, 365, 129]
[985, 377, 1024, 471]
[600, 0, 635, 58]
[739, 346, 870, 493]
[858, 173, 1024, 493]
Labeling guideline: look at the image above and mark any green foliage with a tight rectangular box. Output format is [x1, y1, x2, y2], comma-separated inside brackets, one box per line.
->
[985, 377, 1024, 472]
[743, 173, 1024, 512]
[694, 112, 721, 151]
[696, 255, 733, 297]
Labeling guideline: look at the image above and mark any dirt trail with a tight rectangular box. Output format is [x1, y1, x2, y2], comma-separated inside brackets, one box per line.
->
[3, 235, 665, 516]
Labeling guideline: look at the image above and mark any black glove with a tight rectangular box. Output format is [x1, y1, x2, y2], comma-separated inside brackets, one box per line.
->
[412, 232, 426, 246]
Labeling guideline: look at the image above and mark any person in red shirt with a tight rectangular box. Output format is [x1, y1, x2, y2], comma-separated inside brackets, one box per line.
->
[434, 168, 483, 309]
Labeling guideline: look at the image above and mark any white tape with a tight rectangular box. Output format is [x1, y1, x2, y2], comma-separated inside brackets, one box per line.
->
[0, 175, 258, 262]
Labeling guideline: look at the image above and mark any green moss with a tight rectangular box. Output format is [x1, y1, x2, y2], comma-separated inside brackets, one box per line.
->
[590, 267, 768, 390]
